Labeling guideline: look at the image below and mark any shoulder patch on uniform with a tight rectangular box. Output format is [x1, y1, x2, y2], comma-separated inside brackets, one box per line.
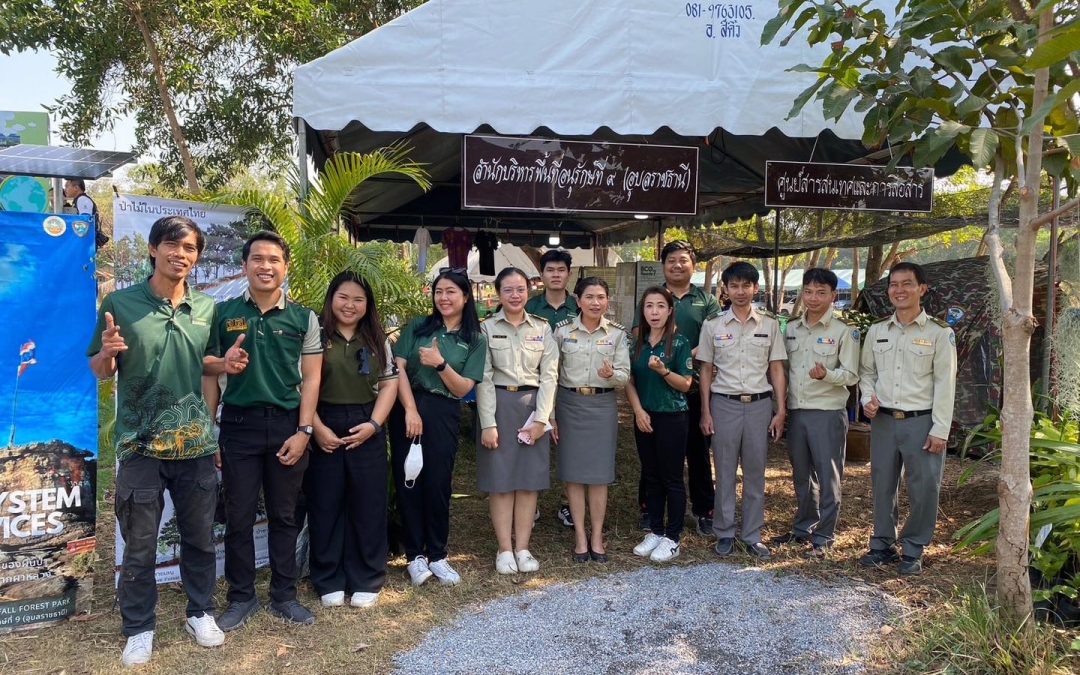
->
[554, 317, 574, 329]
[872, 315, 891, 324]
[832, 311, 852, 326]
[608, 320, 627, 332]
[948, 330, 956, 345]
[929, 316, 951, 329]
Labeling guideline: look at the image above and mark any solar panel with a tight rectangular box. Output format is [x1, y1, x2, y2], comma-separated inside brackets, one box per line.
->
[0, 144, 136, 179]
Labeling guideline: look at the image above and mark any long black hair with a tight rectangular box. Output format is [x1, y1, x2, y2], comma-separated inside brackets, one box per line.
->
[320, 270, 388, 374]
[414, 269, 481, 344]
[634, 286, 677, 359]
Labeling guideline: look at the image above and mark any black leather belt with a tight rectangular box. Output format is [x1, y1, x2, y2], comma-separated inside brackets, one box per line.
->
[495, 385, 539, 392]
[560, 386, 614, 396]
[718, 392, 772, 403]
[222, 403, 293, 418]
[879, 407, 932, 420]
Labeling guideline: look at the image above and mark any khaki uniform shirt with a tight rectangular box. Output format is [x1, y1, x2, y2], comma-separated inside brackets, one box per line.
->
[784, 311, 860, 411]
[476, 310, 559, 428]
[859, 310, 957, 439]
[697, 307, 787, 395]
[552, 316, 631, 389]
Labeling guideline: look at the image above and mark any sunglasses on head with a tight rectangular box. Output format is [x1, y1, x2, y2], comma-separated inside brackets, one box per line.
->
[439, 267, 468, 275]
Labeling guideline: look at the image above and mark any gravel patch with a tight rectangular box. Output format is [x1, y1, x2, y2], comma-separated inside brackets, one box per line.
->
[394, 562, 900, 674]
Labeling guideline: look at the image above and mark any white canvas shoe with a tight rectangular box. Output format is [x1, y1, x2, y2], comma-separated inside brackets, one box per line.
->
[633, 533, 664, 557]
[121, 630, 154, 667]
[407, 556, 434, 586]
[320, 591, 345, 607]
[514, 550, 540, 573]
[350, 592, 379, 608]
[185, 613, 224, 647]
[649, 537, 680, 563]
[428, 557, 462, 585]
[495, 550, 519, 574]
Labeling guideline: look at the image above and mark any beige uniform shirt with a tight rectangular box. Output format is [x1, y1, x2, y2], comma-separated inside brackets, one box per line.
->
[785, 311, 860, 411]
[552, 316, 631, 389]
[697, 307, 787, 395]
[476, 310, 559, 428]
[859, 310, 957, 439]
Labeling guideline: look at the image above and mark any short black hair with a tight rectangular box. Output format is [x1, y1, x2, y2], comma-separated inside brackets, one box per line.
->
[64, 178, 86, 192]
[888, 261, 926, 285]
[721, 261, 759, 285]
[147, 216, 206, 268]
[574, 276, 610, 299]
[539, 249, 573, 271]
[802, 267, 838, 290]
[242, 230, 290, 263]
[660, 240, 696, 264]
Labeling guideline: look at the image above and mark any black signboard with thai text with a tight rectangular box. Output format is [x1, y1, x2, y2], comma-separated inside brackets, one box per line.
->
[765, 161, 933, 212]
[462, 135, 698, 216]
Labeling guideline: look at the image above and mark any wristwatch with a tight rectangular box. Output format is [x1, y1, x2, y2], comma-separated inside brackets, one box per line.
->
[435, 360, 448, 372]
[297, 425, 314, 435]
[368, 419, 383, 433]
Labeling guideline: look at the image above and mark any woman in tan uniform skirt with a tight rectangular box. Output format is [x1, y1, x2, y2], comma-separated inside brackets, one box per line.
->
[552, 277, 630, 562]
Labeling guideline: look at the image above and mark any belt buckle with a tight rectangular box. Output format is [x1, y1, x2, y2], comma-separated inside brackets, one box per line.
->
[579, 387, 595, 396]
[740, 394, 752, 404]
[505, 385, 519, 392]
[892, 410, 905, 420]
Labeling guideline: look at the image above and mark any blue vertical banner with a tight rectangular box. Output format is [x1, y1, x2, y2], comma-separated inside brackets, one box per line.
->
[0, 211, 97, 631]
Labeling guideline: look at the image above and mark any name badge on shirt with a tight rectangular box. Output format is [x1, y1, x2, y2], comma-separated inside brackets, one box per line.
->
[817, 337, 836, 345]
[753, 333, 769, 338]
[226, 318, 249, 332]
[714, 333, 735, 343]
[913, 338, 932, 346]
[876, 338, 890, 343]
[596, 338, 615, 347]
[524, 334, 544, 344]
[491, 334, 508, 340]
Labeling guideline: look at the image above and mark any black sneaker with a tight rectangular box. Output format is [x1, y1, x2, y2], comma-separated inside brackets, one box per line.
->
[268, 600, 316, 626]
[557, 505, 574, 528]
[741, 541, 772, 559]
[714, 537, 735, 557]
[770, 532, 810, 546]
[899, 555, 923, 576]
[696, 514, 713, 537]
[858, 548, 900, 568]
[638, 510, 650, 531]
[216, 598, 260, 632]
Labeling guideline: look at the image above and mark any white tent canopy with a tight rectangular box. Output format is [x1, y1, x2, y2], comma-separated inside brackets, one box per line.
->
[294, 0, 871, 138]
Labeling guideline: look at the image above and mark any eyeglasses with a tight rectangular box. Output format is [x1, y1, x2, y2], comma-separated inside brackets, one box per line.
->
[355, 347, 371, 376]
[439, 267, 468, 275]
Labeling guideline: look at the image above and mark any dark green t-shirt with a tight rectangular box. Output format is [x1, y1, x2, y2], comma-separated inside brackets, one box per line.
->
[525, 292, 578, 330]
[87, 281, 217, 461]
[630, 333, 694, 413]
[209, 292, 322, 409]
[393, 317, 487, 398]
[319, 333, 398, 405]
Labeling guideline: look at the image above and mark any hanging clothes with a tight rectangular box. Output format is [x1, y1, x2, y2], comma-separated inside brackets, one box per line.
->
[413, 227, 432, 273]
[474, 230, 499, 276]
[441, 227, 473, 269]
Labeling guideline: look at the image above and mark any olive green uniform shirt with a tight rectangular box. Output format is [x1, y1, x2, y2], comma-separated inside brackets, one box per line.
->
[209, 290, 322, 409]
[525, 292, 578, 330]
[697, 307, 787, 395]
[859, 310, 957, 439]
[319, 334, 397, 405]
[784, 311, 860, 411]
[630, 333, 694, 413]
[552, 316, 631, 388]
[87, 281, 217, 461]
[393, 317, 487, 398]
[476, 310, 559, 428]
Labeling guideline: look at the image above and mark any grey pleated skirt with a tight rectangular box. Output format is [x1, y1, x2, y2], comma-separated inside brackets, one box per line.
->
[555, 388, 617, 485]
[476, 387, 551, 493]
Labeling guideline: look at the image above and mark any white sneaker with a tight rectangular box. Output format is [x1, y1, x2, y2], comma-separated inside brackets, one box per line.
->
[407, 556, 433, 586]
[185, 613, 224, 647]
[649, 537, 680, 562]
[121, 630, 154, 667]
[428, 557, 462, 585]
[633, 533, 664, 557]
[320, 591, 345, 607]
[350, 592, 379, 608]
[515, 550, 540, 573]
[495, 550, 519, 574]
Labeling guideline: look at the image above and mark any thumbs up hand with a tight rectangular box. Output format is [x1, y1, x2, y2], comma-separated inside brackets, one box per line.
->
[597, 358, 614, 379]
[224, 332, 249, 374]
[418, 336, 445, 368]
[809, 362, 827, 380]
[101, 311, 128, 357]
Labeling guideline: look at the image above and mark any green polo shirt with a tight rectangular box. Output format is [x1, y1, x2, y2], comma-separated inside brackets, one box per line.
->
[525, 292, 578, 330]
[630, 333, 694, 413]
[88, 281, 217, 461]
[319, 333, 398, 405]
[210, 291, 322, 409]
[393, 317, 487, 398]
[632, 284, 721, 350]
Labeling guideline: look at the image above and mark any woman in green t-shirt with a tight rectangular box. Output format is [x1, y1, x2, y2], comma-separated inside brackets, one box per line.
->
[388, 270, 487, 587]
[625, 286, 693, 563]
[305, 271, 398, 610]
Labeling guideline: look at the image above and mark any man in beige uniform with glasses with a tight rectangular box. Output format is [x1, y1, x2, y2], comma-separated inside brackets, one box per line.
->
[858, 262, 956, 576]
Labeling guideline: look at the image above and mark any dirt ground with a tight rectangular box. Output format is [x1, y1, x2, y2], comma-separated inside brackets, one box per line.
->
[0, 406, 1012, 674]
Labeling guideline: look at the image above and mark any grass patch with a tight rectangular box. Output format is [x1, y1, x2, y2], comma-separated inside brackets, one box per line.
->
[900, 584, 1078, 674]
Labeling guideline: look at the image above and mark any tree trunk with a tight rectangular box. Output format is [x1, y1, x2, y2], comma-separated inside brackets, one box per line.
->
[822, 246, 838, 268]
[703, 258, 715, 295]
[865, 244, 885, 287]
[851, 248, 861, 306]
[754, 215, 773, 311]
[128, 0, 201, 194]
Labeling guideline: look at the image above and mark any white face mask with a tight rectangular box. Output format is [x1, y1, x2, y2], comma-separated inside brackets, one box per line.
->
[403, 441, 424, 488]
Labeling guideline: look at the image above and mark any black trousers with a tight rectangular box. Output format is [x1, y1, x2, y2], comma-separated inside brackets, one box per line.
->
[634, 411, 689, 541]
[115, 453, 218, 636]
[638, 389, 713, 517]
[305, 403, 388, 596]
[388, 391, 461, 562]
[219, 405, 308, 604]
